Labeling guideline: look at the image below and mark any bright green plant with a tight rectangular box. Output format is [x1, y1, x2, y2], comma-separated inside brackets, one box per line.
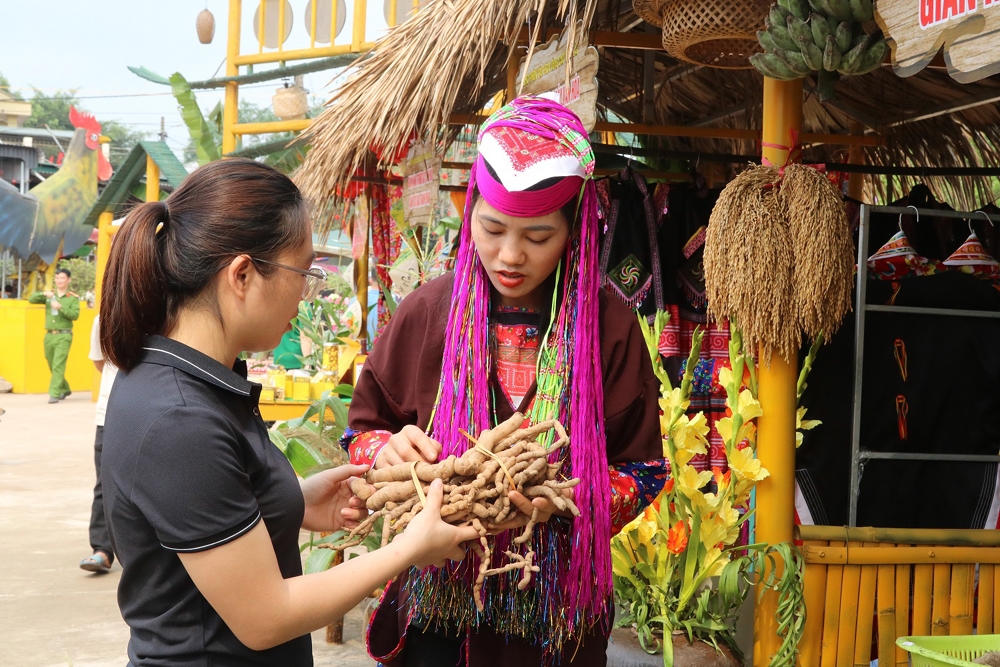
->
[57, 257, 96, 297]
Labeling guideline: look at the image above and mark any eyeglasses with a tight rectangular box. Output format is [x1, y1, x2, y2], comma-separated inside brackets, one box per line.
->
[251, 257, 327, 301]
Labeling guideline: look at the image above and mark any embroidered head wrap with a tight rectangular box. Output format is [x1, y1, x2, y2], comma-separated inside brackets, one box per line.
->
[410, 96, 609, 659]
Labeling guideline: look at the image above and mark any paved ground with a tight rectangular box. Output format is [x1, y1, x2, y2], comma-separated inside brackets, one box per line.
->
[0, 391, 375, 667]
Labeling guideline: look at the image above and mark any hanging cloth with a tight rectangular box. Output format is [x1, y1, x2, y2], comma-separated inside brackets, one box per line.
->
[599, 166, 664, 316]
[943, 232, 1000, 281]
[867, 230, 943, 280]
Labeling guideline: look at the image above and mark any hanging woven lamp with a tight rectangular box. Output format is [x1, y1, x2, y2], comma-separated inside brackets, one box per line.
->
[635, 0, 770, 69]
[196, 8, 215, 44]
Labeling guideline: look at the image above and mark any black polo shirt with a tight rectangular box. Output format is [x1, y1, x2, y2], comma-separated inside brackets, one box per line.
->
[102, 335, 310, 666]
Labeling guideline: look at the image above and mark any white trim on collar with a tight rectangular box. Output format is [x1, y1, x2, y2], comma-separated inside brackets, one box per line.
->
[142, 347, 251, 396]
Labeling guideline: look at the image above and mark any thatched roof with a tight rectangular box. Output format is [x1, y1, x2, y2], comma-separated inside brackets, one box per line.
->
[298, 0, 1000, 215]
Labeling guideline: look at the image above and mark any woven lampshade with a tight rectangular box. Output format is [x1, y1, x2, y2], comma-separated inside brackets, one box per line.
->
[658, 0, 770, 69]
[632, 0, 667, 28]
[196, 8, 215, 44]
[273, 85, 309, 120]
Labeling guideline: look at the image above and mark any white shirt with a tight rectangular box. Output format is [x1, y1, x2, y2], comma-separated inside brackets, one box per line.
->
[89, 316, 119, 427]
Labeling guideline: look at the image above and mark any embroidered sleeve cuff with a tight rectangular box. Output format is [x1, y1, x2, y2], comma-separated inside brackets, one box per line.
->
[609, 459, 672, 535]
[348, 430, 393, 467]
[160, 510, 262, 553]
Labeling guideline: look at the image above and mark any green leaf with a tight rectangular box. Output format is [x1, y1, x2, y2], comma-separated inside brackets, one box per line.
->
[169, 72, 221, 166]
[283, 437, 330, 478]
[334, 384, 354, 399]
[128, 65, 171, 86]
[304, 548, 336, 574]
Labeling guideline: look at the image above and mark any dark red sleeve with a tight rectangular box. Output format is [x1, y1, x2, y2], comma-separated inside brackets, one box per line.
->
[599, 290, 664, 465]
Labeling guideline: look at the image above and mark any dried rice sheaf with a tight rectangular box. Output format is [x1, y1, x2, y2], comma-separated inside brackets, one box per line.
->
[704, 164, 854, 363]
[779, 165, 854, 344]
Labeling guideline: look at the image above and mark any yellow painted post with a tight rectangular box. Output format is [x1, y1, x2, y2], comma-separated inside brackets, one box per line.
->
[753, 70, 802, 667]
[931, 564, 951, 635]
[352, 0, 367, 50]
[981, 564, 995, 634]
[223, 0, 242, 155]
[277, 0, 286, 54]
[799, 542, 828, 667]
[146, 156, 160, 204]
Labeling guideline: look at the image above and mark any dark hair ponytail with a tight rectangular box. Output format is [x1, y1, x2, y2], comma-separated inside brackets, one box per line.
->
[100, 158, 308, 370]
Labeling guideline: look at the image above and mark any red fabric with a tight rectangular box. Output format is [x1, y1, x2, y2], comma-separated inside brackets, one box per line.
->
[371, 183, 402, 339]
[349, 430, 392, 467]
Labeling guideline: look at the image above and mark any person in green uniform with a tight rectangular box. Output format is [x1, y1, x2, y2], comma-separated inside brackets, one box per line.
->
[28, 268, 80, 403]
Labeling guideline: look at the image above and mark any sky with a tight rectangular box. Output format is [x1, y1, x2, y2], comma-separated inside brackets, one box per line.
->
[2, 0, 392, 157]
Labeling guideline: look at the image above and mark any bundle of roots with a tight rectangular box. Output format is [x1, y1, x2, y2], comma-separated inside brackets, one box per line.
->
[331, 412, 580, 610]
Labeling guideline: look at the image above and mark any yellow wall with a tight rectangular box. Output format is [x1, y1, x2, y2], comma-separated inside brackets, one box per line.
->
[0, 300, 99, 395]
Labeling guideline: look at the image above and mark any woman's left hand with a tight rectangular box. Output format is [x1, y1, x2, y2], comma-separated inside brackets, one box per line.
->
[300, 464, 370, 533]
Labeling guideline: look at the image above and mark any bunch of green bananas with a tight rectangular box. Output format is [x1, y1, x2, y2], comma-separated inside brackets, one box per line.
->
[749, 0, 888, 95]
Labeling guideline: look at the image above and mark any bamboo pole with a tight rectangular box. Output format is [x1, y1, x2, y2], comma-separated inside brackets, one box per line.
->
[796, 525, 1000, 546]
[913, 564, 933, 636]
[981, 565, 995, 634]
[837, 563, 862, 667]
[854, 554, 877, 666]
[821, 542, 845, 667]
[800, 542, 828, 667]
[802, 546, 1000, 565]
[224, 0, 243, 154]
[876, 544, 896, 667]
[994, 566, 1000, 638]
[895, 564, 911, 667]
[931, 564, 951, 635]
[753, 76, 802, 667]
[949, 564, 973, 635]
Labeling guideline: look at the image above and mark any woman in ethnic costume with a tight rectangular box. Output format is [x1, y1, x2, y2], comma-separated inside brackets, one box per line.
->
[342, 97, 666, 666]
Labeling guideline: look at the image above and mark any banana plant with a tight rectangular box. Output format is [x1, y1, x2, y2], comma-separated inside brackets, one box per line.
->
[169, 73, 221, 166]
[269, 388, 353, 477]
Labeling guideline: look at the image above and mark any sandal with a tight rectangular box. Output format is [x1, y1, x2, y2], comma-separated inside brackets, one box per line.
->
[79, 551, 111, 574]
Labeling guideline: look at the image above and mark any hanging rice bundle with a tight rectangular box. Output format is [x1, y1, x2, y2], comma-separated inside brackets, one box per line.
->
[705, 165, 798, 364]
[704, 163, 854, 363]
[780, 164, 855, 344]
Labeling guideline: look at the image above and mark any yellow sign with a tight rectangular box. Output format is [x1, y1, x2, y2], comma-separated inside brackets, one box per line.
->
[401, 138, 441, 227]
[877, 0, 1000, 82]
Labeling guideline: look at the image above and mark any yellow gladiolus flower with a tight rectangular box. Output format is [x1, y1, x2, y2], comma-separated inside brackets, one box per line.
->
[701, 546, 728, 578]
[718, 366, 734, 393]
[729, 446, 770, 483]
[676, 465, 714, 501]
[736, 389, 763, 422]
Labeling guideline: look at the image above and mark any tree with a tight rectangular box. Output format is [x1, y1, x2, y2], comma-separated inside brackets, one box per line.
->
[0, 71, 22, 100]
[24, 88, 80, 131]
[102, 120, 149, 170]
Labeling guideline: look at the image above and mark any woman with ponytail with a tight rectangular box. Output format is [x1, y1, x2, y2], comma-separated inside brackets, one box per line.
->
[99, 158, 478, 667]
[344, 97, 665, 666]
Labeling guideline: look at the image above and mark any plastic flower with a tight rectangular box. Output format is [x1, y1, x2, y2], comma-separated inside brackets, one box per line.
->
[717, 390, 762, 446]
[701, 546, 728, 578]
[667, 520, 689, 554]
[637, 505, 658, 545]
[729, 446, 769, 483]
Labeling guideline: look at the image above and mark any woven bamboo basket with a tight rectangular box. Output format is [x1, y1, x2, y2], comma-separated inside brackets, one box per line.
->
[644, 0, 771, 69]
[273, 85, 309, 120]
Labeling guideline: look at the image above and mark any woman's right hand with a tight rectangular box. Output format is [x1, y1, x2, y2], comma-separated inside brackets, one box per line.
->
[395, 479, 480, 569]
[374, 425, 442, 469]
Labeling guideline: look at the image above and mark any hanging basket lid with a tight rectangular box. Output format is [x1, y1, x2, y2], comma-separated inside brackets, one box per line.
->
[660, 0, 770, 69]
[633, 0, 668, 28]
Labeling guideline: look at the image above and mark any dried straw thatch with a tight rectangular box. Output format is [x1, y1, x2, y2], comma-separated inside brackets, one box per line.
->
[297, 0, 599, 204]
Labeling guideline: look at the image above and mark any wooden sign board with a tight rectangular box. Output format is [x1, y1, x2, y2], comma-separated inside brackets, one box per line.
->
[401, 139, 441, 227]
[876, 0, 1000, 82]
[517, 30, 600, 131]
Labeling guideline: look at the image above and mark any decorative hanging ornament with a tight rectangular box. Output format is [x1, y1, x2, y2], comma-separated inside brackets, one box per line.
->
[273, 80, 308, 120]
[196, 7, 215, 44]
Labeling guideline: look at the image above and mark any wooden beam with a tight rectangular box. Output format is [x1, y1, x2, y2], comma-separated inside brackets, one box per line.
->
[885, 88, 1000, 128]
[450, 114, 880, 145]
[688, 105, 749, 128]
[515, 27, 662, 50]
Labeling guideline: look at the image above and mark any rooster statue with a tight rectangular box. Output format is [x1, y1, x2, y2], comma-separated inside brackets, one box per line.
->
[0, 107, 113, 264]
